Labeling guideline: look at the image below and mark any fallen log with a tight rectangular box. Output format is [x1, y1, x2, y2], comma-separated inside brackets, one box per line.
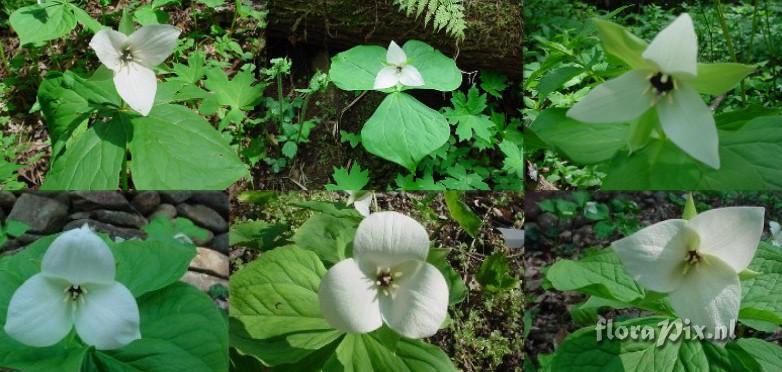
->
[267, 0, 523, 79]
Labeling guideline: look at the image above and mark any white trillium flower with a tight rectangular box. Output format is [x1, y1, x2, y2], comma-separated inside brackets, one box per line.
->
[319, 211, 448, 339]
[4, 225, 141, 350]
[373, 41, 425, 90]
[567, 14, 720, 169]
[344, 190, 372, 217]
[497, 228, 524, 249]
[612, 207, 764, 337]
[770, 221, 782, 247]
[89, 25, 181, 116]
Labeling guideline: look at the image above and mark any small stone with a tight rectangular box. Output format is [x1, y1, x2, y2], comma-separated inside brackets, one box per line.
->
[181, 271, 228, 293]
[64, 219, 146, 240]
[150, 204, 177, 220]
[93, 210, 148, 228]
[1, 238, 20, 252]
[17, 233, 45, 245]
[71, 192, 131, 211]
[69, 211, 92, 220]
[0, 192, 16, 210]
[7, 193, 69, 234]
[177, 204, 228, 233]
[189, 192, 229, 217]
[190, 247, 229, 278]
[160, 191, 192, 204]
[192, 228, 214, 247]
[211, 233, 229, 255]
[131, 191, 160, 215]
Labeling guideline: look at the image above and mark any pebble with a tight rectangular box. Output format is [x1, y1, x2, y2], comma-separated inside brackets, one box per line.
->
[181, 271, 228, 293]
[7, 193, 69, 234]
[93, 209, 148, 228]
[0, 192, 16, 210]
[71, 192, 131, 211]
[190, 192, 229, 217]
[212, 233, 229, 255]
[177, 204, 228, 233]
[64, 219, 146, 240]
[150, 203, 177, 220]
[160, 191, 192, 204]
[131, 191, 161, 215]
[190, 247, 229, 278]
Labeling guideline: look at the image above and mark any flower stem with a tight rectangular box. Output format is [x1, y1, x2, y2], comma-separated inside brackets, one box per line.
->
[276, 73, 284, 126]
[714, 0, 747, 102]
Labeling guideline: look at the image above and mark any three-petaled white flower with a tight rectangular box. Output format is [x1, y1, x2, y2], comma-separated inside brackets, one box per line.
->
[568, 14, 720, 169]
[319, 211, 448, 339]
[373, 41, 425, 90]
[612, 207, 764, 337]
[89, 24, 181, 116]
[344, 190, 372, 217]
[4, 225, 141, 350]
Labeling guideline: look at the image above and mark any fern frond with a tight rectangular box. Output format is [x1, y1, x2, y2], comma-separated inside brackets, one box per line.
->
[393, 0, 466, 41]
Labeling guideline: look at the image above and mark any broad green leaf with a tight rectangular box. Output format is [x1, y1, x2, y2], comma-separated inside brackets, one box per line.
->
[529, 108, 629, 164]
[230, 220, 290, 251]
[292, 213, 358, 265]
[70, 4, 101, 33]
[128, 104, 247, 190]
[324, 333, 407, 371]
[691, 63, 756, 96]
[143, 216, 210, 244]
[740, 243, 782, 326]
[110, 239, 196, 298]
[10, 3, 77, 46]
[361, 93, 450, 170]
[443, 86, 495, 142]
[733, 338, 782, 371]
[427, 248, 468, 305]
[401, 40, 462, 92]
[498, 140, 524, 177]
[325, 163, 370, 191]
[230, 246, 331, 340]
[203, 68, 263, 111]
[593, 18, 649, 69]
[604, 116, 782, 190]
[546, 249, 645, 304]
[537, 66, 583, 98]
[41, 119, 129, 190]
[396, 338, 458, 372]
[231, 317, 343, 367]
[93, 283, 229, 372]
[479, 71, 508, 98]
[444, 191, 481, 237]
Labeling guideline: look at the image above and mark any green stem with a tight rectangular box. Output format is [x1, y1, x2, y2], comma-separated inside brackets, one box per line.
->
[120, 150, 129, 191]
[714, 0, 746, 102]
[291, 94, 313, 159]
[276, 73, 284, 125]
[230, 0, 240, 34]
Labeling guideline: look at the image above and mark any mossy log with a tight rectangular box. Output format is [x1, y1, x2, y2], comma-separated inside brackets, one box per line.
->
[267, 0, 523, 79]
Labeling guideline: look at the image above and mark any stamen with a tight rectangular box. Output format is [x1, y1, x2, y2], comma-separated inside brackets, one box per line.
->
[649, 72, 675, 95]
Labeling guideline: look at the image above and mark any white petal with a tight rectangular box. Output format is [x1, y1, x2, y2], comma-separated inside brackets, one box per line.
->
[386, 41, 407, 65]
[497, 228, 524, 249]
[657, 83, 720, 169]
[642, 14, 698, 77]
[566, 70, 654, 123]
[89, 28, 127, 71]
[114, 62, 157, 116]
[42, 225, 115, 285]
[379, 262, 449, 339]
[611, 219, 689, 293]
[318, 259, 383, 334]
[667, 256, 740, 338]
[399, 65, 425, 87]
[74, 282, 140, 350]
[688, 207, 765, 273]
[126, 24, 181, 67]
[353, 211, 430, 270]
[374, 66, 400, 90]
[353, 195, 372, 218]
[4, 274, 73, 347]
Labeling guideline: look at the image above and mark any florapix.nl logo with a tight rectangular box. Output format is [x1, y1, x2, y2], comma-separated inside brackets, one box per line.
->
[595, 318, 737, 347]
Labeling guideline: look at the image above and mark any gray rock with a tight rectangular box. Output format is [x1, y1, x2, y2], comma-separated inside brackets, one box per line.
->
[150, 204, 177, 220]
[189, 192, 229, 217]
[1, 238, 20, 252]
[181, 271, 228, 293]
[17, 233, 45, 245]
[7, 193, 69, 234]
[64, 219, 146, 240]
[193, 228, 215, 247]
[160, 191, 192, 204]
[0, 207, 5, 221]
[93, 210, 148, 228]
[71, 192, 131, 211]
[177, 204, 228, 233]
[190, 247, 229, 278]
[212, 233, 229, 254]
[131, 191, 160, 215]
[69, 211, 92, 220]
[0, 192, 15, 210]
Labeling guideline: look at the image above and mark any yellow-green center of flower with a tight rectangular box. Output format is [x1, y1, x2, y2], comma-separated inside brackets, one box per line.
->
[375, 267, 403, 297]
[686, 250, 702, 265]
[120, 48, 136, 64]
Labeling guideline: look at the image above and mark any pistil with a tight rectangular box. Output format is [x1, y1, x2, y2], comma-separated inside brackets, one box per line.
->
[375, 267, 402, 297]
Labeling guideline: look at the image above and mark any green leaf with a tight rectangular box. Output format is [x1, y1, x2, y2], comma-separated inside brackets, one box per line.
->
[498, 140, 523, 177]
[325, 163, 370, 191]
[427, 248, 468, 305]
[143, 216, 211, 244]
[443, 86, 495, 142]
[401, 40, 462, 92]
[230, 220, 290, 251]
[740, 243, 782, 326]
[92, 283, 229, 372]
[230, 246, 332, 340]
[529, 108, 629, 164]
[3, 220, 30, 238]
[292, 214, 358, 265]
[691, 63, 756, 96]
[110, 239, 196, 298]
[396, 338, 458, 372]
[476, 252, 519, 293]
[546, 249, 645, 304]
[41, 119, 129, 190]
[592, 18, 649, 69]
[171, 51, 208, 85]
[231, 317, 343, 367]
[70, 4, 102, 33]
[733, 338, 782, 371]
[604, 116, 782, 190]
[361, 92, 450, 170]
[479, 71, 508, 98]
[537, 66, 583, 98]
[128, 104, 247, 189]
[10, 3, 77, 46]
[203, 68, 264, 111]
[444, 191, 481, 237]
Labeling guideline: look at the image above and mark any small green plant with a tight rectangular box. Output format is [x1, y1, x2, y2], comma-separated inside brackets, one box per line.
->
[393, 0, 467, 41]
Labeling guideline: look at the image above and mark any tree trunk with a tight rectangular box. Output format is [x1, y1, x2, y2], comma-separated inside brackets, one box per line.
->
[267, 0, 523, 79]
